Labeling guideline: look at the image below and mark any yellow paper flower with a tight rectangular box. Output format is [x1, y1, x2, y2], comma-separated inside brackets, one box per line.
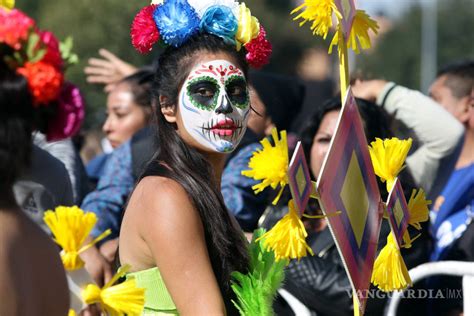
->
[329, 9, 379, 54]
[291, 0, 341, 39]
[0, 0, 14, 10]
[257, 200, 314, 262]
[82, 265, 145, 316]
[371, 233, 412, 292]
[407, 188, 431, 230]
[44, 206, 111, 271]
[236, 3, 260, 47]
[368, 137, 412, 192]
[242, 128, 289, 205]
[348, 10, 379, 53]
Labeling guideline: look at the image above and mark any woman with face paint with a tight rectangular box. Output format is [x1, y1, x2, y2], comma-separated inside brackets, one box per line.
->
[119, 1, 271, 314]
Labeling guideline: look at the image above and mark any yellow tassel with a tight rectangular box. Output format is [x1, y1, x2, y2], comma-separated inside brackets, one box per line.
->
[329, 10, 379, 55]
[257, 200, 314, 261]
[242, 128, 289, 205]
[397, 188, 431, 248]
[291, 0, 341, 39]
[371, 233, 411, 292]
[407, 188, 431, 230]
[43, 206, 111, 271]
[368, 138, 412, 192]
[347, 10, 379, 54]
[82, 265, 145, 316]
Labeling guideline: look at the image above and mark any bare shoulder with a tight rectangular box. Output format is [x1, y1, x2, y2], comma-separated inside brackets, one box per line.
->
[128, 176, 198, 222]
[127, 175, 205, 249]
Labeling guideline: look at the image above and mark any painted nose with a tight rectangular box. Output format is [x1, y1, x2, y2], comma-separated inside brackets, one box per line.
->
[215, 95, 233, 114]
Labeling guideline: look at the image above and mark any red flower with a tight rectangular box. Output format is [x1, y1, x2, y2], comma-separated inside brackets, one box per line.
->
[17, 61, 64, 106]
[244, 26, 272, 69]
[131, 5, 160, 54]
[39, 31, 63, 70]
[0, 8, 35, 50]
[47, 82, 85, 141]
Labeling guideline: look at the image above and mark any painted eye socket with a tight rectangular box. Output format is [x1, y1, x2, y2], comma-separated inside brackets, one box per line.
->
[187, 78, 219, 110]
[226, 77, 248, 108]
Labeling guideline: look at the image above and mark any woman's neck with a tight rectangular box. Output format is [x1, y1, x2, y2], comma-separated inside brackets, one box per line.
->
[200, 151, 226, 187]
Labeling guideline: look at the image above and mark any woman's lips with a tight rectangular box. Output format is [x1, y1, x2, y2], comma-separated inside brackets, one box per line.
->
[210, 119, 237, 136]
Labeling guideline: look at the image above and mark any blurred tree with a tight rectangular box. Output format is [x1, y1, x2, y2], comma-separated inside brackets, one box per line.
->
[356, 0, 474, 90]
[17, 0, 156, 128]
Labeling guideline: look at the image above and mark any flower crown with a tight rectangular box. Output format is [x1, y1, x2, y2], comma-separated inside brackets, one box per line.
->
[131, 0, 272, 68]
[0, 8, 84, 141]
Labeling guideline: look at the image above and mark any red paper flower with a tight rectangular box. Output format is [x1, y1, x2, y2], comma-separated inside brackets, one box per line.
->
[17, 61, 64, 106]
[244, 26, 272, 69]
[131, 4, 160, 54]
[47, 82, 85, 141]
[39, 31, 63, 70]
[0, 8, 35, 50]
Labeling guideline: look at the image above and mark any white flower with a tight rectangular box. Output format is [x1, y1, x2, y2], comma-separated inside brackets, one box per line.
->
[187, 0, 240, 18]
[151, 0, 163, 4]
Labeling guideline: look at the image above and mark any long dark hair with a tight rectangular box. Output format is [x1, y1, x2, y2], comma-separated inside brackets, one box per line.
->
[141, 34, 249, 299]
[0, 61, 33, 195]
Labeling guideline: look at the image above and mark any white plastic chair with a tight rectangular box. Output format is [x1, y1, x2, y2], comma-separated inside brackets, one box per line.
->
[385, 261, 474, 316]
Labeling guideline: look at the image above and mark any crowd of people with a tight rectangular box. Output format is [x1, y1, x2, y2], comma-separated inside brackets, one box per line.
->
[1, 1, 473, 316]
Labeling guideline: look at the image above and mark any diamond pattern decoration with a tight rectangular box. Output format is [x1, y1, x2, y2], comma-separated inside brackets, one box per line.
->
[386, 178, 410, 248]
[288, 142, 312, 215]
[340, 151, 370, 248]
[316, 89, 383, 313]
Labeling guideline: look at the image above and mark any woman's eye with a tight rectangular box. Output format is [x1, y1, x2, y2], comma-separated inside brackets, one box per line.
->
[229, 86, 243, 95]
[197, 88, 214, 97]
[187, 79, 219, 109]
[316, 137, 331, 144]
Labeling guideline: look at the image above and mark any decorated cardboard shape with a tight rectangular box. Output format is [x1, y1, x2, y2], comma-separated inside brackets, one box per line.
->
[334, 0, 356, 39]
[316, 88, 383, 314]
[288, 141, 312, 216]
[385, 177, 411, 249]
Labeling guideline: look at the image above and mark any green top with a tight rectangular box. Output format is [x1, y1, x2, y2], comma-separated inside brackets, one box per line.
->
[127, 267, 178, 315]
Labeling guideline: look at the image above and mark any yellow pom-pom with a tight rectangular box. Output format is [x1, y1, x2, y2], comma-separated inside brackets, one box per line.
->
[257, 200, 314, 261]
[371, 233, 412, 292]
[82, 265, 145, 316]
[291, 0, 341, 39]
[242, 128, 289, 205]
[44, 206, 111, 270]
[68, 309, 77, 316]
[368, 138, 412, 192]
[407, 188, 431, 230]
[0, 0, 14, 10]
[236, 3, 260, 47]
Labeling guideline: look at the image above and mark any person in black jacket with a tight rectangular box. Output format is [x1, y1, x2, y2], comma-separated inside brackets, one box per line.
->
[265, 97, 429, 316]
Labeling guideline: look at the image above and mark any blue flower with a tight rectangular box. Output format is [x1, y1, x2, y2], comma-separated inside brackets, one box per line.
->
[200, 5, 238, 45]
[153, 0, 200, 47]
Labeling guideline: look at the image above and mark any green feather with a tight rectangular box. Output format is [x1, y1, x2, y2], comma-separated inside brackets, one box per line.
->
[231, 229, 287, 316]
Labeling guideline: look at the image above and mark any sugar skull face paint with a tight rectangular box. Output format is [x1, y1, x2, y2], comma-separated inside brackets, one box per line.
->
[179, 60, 250, 153]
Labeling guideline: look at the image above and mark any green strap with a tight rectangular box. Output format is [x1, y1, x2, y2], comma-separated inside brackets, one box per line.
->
[127, 267, 177, 313]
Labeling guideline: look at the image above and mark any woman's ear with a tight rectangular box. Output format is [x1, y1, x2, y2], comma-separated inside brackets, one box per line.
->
[160, 95, 177, 123]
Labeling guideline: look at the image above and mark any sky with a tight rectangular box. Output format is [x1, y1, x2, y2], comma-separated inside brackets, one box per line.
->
[357, 0, 415, 18]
